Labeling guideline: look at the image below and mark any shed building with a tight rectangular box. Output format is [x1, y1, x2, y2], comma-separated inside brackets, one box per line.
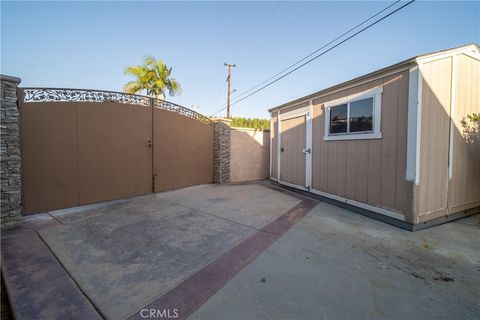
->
[269, 44, 480, 229]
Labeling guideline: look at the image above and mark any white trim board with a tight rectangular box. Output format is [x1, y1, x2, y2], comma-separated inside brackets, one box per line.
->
[415, 66, 423, 185]
[323, 86, 383, 141]
[406, 66, 419, 181]
[278, 180, 307, 192]
[305, 100, 313, 189]
[278, 105, 310, 121]
[448, 55, 457, 180]
[276, 179, 407, 221]
[415, 44, 480, 65]
[323, 86, 383, 108]
[309, 188, 406, 221]
[277, 112, 281, 183]
[269, 115, 274, 180]
[323, 132, 382, 141]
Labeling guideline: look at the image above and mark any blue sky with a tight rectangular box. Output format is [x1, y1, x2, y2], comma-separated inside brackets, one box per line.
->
[1, 1, 479, 118]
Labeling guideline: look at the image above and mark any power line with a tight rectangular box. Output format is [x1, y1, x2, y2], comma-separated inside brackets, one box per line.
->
[230, 0, 400, 104]
[212, 0, 414, 116]
[227, 1, 283, 61]
[1, 60, 217, 81]
[238, 1, 316, 63]
[208, 79, 227, 109]
[207, 1, 282, 113]
[210, 1, 400, 116]
[1, 61, 122, 74]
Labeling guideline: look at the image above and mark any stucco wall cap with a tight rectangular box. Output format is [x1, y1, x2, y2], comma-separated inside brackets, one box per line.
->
[0, 74, 21, 84]
[212, 118, 232, 126]
[231, 126, 270, 132]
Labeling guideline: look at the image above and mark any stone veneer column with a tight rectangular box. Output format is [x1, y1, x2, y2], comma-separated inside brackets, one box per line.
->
[1, 75, 22, 225]
[213, 118, 232, 184]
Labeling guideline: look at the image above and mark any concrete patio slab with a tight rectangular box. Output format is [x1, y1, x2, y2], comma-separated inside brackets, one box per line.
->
[189, 202, 480, 320]
[1, 228, 102, 320]
[129, 197, 316, 320]
[36, 184, 300, 320]
[154, 183, 300, 229]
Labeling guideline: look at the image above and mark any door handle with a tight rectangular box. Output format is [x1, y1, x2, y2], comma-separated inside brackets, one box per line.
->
[302, 148, 311, 154]
[281, 147, 285, 153]
[147, 140, 152, 148]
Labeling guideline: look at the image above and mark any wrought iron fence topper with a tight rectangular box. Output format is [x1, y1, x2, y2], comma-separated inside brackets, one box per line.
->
[23, 88, 212, 125]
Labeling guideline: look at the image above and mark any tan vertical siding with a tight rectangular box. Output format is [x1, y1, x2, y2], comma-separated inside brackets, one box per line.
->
[380, 77, 399, 209]
[270, 45, 479, 224]
[345, 140, 356, 200]
[415, 57, 452, 218]
[356, 141, 370, 204]
[395, 73, 413, 220]
[311, 71, 412, 217]
[271, 111, 278, 179]
[336, 141, 347, 196]
[449, 54, 480, 212]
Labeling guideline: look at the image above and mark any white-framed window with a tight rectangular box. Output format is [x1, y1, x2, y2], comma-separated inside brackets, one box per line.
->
[324, 87, 383, 141]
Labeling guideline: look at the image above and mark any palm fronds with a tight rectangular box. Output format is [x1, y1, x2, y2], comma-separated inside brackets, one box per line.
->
[123, 56, 182, 98]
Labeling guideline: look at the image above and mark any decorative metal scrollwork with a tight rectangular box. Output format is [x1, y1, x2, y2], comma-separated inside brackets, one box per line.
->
[154, 100, 212, 125]
[22, 88, 213, 124]
[24, 88, 151, 107]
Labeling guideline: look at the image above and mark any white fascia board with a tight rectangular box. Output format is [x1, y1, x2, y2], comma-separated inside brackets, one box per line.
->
[416, 44, 480, 64]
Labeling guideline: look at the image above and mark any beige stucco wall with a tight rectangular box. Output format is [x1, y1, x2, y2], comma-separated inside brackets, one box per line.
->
[230, 127, 270, 182]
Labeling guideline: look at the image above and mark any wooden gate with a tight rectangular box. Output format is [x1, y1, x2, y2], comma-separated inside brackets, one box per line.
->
[20, 88, 214, 214]
[153, 106, 214, 192]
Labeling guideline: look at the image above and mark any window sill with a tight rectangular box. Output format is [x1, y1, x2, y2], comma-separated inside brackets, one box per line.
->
[323, 132, 382, 141]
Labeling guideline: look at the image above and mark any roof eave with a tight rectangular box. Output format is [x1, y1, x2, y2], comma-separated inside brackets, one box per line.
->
[268, 58, 416, 113]
[268, 43, 480, 113]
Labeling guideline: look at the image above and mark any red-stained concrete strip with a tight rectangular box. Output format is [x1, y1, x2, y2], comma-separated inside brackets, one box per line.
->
[1, 227, 103, 320]
[128, 198, 317, 320]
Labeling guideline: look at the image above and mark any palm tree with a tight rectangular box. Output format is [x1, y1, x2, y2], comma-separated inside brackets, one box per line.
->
[123, 56, 181, 99]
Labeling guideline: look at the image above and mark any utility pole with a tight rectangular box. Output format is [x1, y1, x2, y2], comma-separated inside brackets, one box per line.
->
[224, 62, 236, 118]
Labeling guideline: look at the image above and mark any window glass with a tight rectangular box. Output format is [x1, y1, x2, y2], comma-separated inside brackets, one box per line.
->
[349, 97, 373, 132]
[329, 104, 348, 134]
